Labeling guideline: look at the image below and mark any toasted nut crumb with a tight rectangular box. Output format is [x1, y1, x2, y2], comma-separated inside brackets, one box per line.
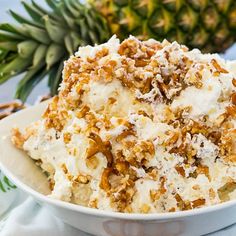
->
[218, 182, 236, 201]
[74, 174, 90, 184]
[232, 78, 236, 87]
[86, 155, 99, 169]
[61, 163, 68, 174]
[192, 185, 200, 191]
[226, 106, 236, 117]
[191, 198, 205, 208]
[150, 189, 161, 201]
[76, 105, 90, 118]
[115, 161, 129, 174]
[175, 165, 185, 177]
[225, 154, 236, 163]
[63, 132, 72, 144]
[11, 128, 25, 149]
[209, 188, 216, 200]
[125, 205, 133, 213]
[211, 59, 228, 73]
[141, 204, 151, 213]
[197, 165, 210, 180]
[89, 198, 98, 209]
[215, 114, 226, 126]
[168, 207, 176, 212]
[231, 93, 236, 105]
[147, 168, 158, 180]
[108, 97, 117, 104]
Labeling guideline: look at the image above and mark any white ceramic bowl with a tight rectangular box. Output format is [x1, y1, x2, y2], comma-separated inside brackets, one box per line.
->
[0, 102, 236, 236]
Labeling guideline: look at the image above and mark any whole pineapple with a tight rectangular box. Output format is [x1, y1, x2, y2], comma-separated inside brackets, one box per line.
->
[0, 0, 109, 101]
[91, 0, 236, 53]
[0, 0, 235, 101]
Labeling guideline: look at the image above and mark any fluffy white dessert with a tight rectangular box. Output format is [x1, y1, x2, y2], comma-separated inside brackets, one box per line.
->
[12, 35, 236, 213]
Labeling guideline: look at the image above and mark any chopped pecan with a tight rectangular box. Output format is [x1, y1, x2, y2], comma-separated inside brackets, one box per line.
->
[76, 105, 90, 118]
[218, 182, 236, 201]
[135, 59, 150, 67]
[140, 204, 151, 213]
[89, 198, 98, 209]
[168, 207, 176, 212]
[61, 163, 68, 174]
[150, 189, 162, 202]
[11, 128, 25, 149]
[95, 48, 109, 59]
[74, 174, 90, 184]
[147, 167, 158, 180]
[225, 154, 236, 163]
[118, 38, 139, 57]
[175, 165, 185, 177]
[115, 161, 129, 174]
[165, 131, 179, 146]
[138, 110, 153, 120]
[191, 198, 205, 208]
[43, 96, 68, 131]
[196, 165, 210, 180]
[175, 194, 191, 211]
[63, 132, 72, 144]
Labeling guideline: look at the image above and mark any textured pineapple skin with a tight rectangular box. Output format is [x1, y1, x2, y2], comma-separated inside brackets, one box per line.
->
[91, 0, 236, 53]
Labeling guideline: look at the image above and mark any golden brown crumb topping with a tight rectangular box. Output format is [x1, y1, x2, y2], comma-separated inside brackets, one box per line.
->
[12, 35, 236, 213]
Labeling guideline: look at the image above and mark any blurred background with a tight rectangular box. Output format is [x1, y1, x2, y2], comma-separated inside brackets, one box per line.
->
[0, 0, 236, 104]
[0, 0, 49, 104]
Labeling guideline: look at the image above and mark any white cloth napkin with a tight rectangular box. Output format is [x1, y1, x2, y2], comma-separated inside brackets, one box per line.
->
[0, 197, 89, 236]
[0, 195, 236, 236]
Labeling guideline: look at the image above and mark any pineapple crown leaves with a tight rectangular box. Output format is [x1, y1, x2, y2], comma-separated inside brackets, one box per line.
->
[0, 0, 110, 102]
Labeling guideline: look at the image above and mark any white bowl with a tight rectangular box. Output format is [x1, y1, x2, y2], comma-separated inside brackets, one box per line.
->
[0, 102, 236, 236]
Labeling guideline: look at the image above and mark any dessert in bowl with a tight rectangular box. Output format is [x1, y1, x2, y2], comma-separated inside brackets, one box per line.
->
[1, 35, 236, 235]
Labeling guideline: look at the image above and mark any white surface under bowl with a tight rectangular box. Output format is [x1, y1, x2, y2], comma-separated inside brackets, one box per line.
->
[0, 102, 236, 236]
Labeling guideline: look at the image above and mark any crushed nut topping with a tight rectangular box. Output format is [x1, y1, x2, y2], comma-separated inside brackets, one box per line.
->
[12, 35, 236, 213]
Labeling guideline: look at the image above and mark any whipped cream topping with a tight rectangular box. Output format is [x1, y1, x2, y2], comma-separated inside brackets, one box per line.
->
[12, 35, 236, 213]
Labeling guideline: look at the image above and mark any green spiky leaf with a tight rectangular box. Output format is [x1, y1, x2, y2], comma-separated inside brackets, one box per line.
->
[48, 60, 64, 95]
[44, 16, 66, 44]
[46, 44, 65, 69]
[23, 24, 51, 44]
[22, 1, 45, 23]
[32, 44, 48, 67]
[0, 56, 31, 84]
[9, 10, 43, 27]
[0, 0, 109, 102]
[15, 65, 48, 102]
[64, 34, 74, 55]
[0, 23, 29, 37]
[17, 40, 39, 58]
[0, 42, 18, 51]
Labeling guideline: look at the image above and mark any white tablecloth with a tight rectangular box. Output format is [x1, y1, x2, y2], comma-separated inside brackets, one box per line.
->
[0, 191, 236, 236]
[0, 197, 88, 236]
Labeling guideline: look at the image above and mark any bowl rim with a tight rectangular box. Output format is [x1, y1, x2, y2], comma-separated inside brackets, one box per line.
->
[0, 103, 236, 220]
